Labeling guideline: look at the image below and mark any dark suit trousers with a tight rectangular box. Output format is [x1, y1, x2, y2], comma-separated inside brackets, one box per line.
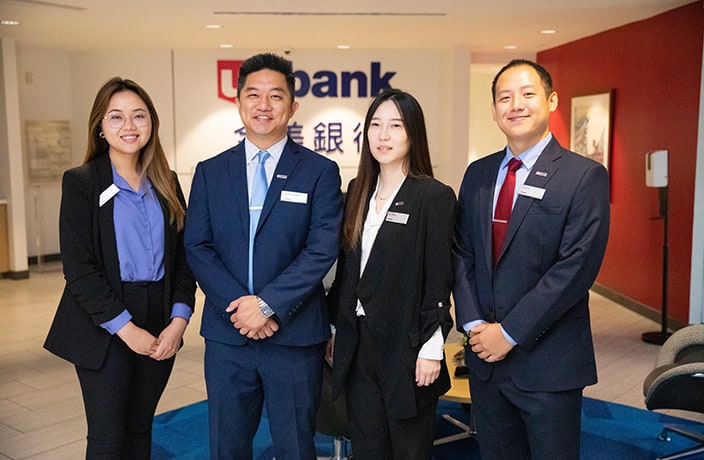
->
[345, 317, 438, 460]
[75, 281, 174, 460]
[204, 338, 325, 460]
[469, 361, 583, 460]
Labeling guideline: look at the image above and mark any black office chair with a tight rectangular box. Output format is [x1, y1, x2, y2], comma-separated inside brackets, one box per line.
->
[317, 361, 352, 460]
[643, 324, 704, 460]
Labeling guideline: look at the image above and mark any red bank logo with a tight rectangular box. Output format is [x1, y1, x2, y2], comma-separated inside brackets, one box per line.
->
[217, 60, 243, 104]
[217, 60, 396, 103]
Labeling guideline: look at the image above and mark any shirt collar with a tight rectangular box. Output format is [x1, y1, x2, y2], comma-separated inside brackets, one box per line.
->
[503, 133, 553, 171]
[245, 136, 287, 165]
[110, 162, 151, 194]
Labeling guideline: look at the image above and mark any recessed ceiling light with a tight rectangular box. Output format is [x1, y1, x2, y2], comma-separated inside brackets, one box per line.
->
[205, 24, 222, 29]
[540, 29, 557, 35]
[337, 45, 351, 49]
[1, 20, 21, 26]
[219, 44, 233, 49]
[504, 45, 518, 50]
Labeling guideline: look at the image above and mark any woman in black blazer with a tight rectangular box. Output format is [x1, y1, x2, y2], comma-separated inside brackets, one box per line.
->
[327, 89, 456, 459]
[44, 77, 195, 459]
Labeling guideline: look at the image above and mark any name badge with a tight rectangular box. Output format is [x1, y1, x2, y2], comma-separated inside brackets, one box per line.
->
[518, 184, 546, 200]
[99, 184, 120, 207]
[281, 190, 308, 204]
[385, 211, 409, 225]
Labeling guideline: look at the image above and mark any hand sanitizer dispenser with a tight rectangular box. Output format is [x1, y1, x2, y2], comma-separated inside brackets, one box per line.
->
[646, 150, 668, 188]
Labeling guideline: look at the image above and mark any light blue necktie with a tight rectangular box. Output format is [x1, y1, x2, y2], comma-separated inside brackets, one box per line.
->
[248, 150, 270, 294]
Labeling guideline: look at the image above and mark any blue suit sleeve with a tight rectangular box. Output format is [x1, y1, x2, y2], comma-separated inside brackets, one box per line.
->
[453, 166, 484, 331]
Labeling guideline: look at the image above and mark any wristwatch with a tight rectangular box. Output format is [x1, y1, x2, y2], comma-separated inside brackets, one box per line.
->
[257, 296, 275, 318]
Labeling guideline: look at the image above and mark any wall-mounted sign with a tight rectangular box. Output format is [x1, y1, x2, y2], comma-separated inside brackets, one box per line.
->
[217, 60, 397, 102]
[26, 121, 73, 183]
[216, 59, 398, 158]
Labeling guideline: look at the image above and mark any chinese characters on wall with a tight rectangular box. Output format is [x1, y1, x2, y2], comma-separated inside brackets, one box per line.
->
[234, 120, 364, 156]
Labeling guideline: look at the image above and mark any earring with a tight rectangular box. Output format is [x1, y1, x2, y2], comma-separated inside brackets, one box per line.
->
[99, 132, 105, 138]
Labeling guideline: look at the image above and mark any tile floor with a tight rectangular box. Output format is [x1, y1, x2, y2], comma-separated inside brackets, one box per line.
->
[0, 263, 702, 459]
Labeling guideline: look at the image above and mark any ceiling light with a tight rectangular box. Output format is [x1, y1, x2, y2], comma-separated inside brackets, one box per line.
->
[219, 44, 233, 49]
[205, 24, 222, 29]
[540, 29, 557, 35]
[337, 45, 351, 49]
[1, 20, 21, 26]
[504, 45, 518, 50]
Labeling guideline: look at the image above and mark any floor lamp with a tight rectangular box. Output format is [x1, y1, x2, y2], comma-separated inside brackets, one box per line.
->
[642, 150, 671, 345]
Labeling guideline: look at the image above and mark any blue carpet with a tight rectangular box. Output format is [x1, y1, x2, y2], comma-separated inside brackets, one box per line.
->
[152, 397, 704, 459]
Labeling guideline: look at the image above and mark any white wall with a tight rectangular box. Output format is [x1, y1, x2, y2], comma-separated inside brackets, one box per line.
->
[469, 66, 505, 164]
[17, 48, 72, 259]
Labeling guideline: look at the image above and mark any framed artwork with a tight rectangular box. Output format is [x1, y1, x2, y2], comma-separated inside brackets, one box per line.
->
[570, 91, 612, 170]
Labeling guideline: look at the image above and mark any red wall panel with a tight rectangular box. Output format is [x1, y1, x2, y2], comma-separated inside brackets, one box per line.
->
[538, 1, 703, 323]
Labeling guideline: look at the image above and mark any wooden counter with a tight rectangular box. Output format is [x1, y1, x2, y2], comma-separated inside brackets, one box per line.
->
[442, 341, 471, 404]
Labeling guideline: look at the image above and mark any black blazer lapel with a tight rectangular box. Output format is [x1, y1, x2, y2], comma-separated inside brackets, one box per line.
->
[357, 177, 410, 292]
[93, 154, 122, 294]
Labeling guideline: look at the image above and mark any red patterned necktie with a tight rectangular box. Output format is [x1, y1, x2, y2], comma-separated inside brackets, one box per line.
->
[492, 158, 522, 265]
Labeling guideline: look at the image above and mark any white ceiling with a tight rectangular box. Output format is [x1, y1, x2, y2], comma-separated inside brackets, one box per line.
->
[0, 0, 694, 59]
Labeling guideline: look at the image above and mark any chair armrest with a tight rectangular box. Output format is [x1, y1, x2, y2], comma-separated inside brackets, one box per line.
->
[644, 362, 704, 412]
[655, 324, 704, 367]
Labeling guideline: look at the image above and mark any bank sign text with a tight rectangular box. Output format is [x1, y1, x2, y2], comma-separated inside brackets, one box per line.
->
[217, 60, 396, 103]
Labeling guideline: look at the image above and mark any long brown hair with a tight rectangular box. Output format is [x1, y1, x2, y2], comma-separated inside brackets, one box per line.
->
[84, 77, 185, 230]
[342, 88, 434, 250]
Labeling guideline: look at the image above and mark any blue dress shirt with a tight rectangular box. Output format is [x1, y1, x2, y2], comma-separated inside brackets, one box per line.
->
[100, 164, 191, 334]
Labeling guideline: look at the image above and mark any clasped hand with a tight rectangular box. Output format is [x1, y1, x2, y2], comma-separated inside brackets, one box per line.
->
[226, 295, 279, 339]
[117, 320, 186, 361]
[468, 322, 514, 363]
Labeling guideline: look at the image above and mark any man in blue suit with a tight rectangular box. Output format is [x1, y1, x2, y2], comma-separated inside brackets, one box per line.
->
[184, 53, 343, 460]
[453, 60, 610, 459]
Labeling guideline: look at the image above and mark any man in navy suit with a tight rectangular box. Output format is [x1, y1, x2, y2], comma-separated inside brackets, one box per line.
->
[184, 53, 343, 460]
[453, 60, 610, 459]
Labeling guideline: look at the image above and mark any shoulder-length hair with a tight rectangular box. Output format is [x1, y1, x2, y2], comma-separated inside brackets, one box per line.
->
[342, 88, 433, 250]
[84, 77, 185, 230]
